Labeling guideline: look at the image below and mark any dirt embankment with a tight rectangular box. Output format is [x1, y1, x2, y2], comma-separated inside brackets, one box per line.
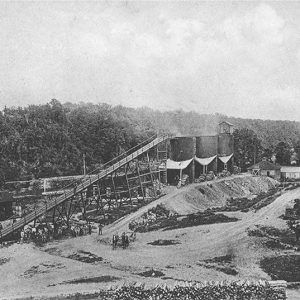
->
[158, 175, 278, 215]
[105, 175, 277, 235]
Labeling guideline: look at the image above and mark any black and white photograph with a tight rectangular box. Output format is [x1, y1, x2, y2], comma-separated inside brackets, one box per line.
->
[0, 1, 300, 299]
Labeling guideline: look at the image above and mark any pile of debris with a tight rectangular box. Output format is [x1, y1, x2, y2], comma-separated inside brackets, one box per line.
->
[284, 199, 300, 220]
[218, 170, 231, 178]
[195, 171, 215, 183]
[128, 204, 238, 233]
[210, 188, 278, 213]
[128, 204, 177, 233]
[177, 174, 190, 188]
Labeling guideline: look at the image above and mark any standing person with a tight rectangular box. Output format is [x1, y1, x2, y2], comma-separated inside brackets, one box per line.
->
[20, 229, 25, 243]
[125, 234, 129, 248]
[88, 223, 92, 235]
[98, 223, 103, 235]
[121, 232, 126, 249]
[115, 232, 119, 249]
[44, 226, 49, 241]
[112, 234, 117, 250]
[31, 227, 37, 240]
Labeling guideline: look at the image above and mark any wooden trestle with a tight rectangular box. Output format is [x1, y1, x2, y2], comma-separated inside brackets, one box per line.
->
[0, 135, 170, 240]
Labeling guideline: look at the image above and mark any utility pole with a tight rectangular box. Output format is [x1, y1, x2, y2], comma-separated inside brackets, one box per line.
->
[83, 153, 86, 175]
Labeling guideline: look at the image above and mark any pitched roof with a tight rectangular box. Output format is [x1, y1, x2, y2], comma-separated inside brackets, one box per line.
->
[247, 161, 281, 171]
[219, 121, 234, 126]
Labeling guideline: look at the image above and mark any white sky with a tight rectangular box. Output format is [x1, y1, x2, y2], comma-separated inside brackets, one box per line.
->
[0, 1, 299, 121]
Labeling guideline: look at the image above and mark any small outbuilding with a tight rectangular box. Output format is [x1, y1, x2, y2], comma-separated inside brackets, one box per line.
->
[247, 160, 281, 180]
[281, 166, 300, 180]
[219, 121, 234, 135]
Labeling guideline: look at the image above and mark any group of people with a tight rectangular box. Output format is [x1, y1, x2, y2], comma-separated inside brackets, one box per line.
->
[112, 232, 130, 250]
[20, 224, 51, 243]
[18, 221, 95, 244]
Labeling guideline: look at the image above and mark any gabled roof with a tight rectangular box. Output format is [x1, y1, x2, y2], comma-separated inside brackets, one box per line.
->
[219, 121, 234, 126]
[247, 161, 281, 171]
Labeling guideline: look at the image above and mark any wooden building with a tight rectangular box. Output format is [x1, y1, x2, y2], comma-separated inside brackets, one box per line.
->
[247, 160, 281, 180]
[281, 166, 300, 180]
[219, 121, 234, 135]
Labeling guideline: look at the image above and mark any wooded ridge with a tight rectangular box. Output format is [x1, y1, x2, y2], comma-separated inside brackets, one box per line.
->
[1, 99, 299, 183]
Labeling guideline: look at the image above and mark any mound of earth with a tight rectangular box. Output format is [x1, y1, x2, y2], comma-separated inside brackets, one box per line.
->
[105, 174, 277, 235]
[164, 175, 277, 215]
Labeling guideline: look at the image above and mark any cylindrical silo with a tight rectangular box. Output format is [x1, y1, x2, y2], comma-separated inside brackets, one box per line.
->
[196, 136, 218, 158]
[169, 137, 194, 161]
[218, 134, 234, 156]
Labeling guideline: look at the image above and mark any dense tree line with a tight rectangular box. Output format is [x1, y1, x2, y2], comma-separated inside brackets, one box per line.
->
[1, 99, 300, 183]
[0, 100, 154, 184]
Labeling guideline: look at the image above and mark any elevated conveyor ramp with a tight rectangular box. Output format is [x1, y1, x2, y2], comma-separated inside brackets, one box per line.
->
[0, 135, 170, 240]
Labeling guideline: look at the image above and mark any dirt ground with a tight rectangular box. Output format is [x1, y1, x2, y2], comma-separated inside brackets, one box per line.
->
[0, 175, 299, 299]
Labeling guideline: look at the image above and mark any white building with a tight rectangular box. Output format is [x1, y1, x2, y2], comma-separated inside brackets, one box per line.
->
[281, 166, 300, 180]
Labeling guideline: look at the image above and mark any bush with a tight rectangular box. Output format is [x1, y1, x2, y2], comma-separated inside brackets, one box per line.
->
[111, 281, 286, 300]
[261, 255, 300, 282]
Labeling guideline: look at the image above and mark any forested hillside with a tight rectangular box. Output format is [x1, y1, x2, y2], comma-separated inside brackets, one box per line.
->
[1, 99, 300, 183]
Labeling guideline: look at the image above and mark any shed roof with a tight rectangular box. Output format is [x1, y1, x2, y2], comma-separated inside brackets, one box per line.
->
[247, 161, 281, 171]
[219, 153, 233, 164]
[166, 158, 193, 170]
[281, 166, 300, 173]
[194, 155, 217, 166]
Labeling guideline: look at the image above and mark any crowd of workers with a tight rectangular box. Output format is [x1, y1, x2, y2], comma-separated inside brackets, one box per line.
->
[19, 222, 95, 244]
[0, 220, 104, 245]
[0, 219, 139, 251]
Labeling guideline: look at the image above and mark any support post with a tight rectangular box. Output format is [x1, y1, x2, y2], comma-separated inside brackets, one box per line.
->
[66, 198, 73, 227]
[52, 207, 56, 225]
[111, 172, 117, 208]
[146, 152, 156, 199]
[96, 182, 102, 212]
[191, 137, 196, 183]
[125, 164, 133, 206]
[136, 160, 145, 201]
[156, 145, 161, 184]
[80, 192, 86, 220]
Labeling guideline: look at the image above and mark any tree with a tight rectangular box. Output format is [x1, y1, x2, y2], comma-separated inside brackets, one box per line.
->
[275, 142, 291, 166]
[262, 148, 273, 161]
[233, 128, 263, 172]
[294, 140, 300, 166]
